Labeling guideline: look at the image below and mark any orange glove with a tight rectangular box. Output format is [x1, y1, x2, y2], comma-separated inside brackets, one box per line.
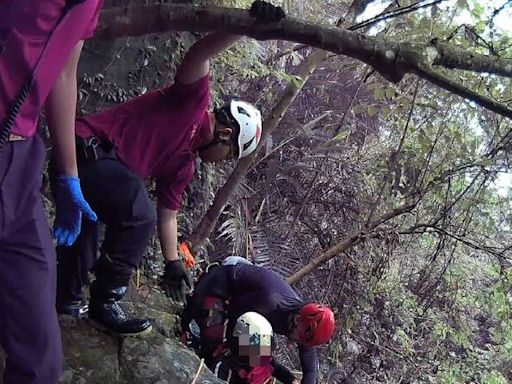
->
[178, 242, 196, 269]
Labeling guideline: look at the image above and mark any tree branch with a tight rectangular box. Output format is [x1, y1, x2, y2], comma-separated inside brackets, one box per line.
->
[401, 224, 510, 258]
[412, 58, 512, 119]
[348, 0, 447, 31]
[287, 201, 417, 284]
[96, 4, 512, 118]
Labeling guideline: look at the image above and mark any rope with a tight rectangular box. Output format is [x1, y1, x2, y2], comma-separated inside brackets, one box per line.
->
[190, 358, 204, 384]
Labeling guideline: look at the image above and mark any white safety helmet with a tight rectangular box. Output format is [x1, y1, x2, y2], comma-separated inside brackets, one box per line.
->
[229, 100, 262, 159]
[222, 256, 253, 266]
[232, 311, 273, 367]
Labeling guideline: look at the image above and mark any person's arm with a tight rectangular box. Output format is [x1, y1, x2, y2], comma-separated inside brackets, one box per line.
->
[158, 203, 191, 302]
[271, 360, 299, 384]
[46, 40, 97, 247]
[157, 204, 179, 262]
[46, 40, 83, 176]
[298, 345, 318, 384]
[175, 0, 285, 85]
[176, 33, 241, 85]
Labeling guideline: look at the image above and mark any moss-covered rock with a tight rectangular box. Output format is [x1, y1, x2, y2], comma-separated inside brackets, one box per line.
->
[0, 290, 224, 384]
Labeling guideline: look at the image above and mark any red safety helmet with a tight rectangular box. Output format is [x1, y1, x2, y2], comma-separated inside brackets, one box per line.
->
[296, 303, 335, 347]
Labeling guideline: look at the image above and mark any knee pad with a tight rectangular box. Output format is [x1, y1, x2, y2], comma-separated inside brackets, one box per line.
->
[198, 296, 226, 345]
[202, 296, 226, 328]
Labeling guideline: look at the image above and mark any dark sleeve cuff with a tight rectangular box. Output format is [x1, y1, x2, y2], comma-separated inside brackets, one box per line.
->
[271, 360, 297, 384]
[298, 345, 318, 384]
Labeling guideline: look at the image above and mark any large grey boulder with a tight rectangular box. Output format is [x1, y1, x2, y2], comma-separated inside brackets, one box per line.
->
[0, 289, 225, 384]
[58, 318, 224, 384]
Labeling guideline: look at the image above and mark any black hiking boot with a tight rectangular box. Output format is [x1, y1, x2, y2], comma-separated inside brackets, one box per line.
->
[56, 300, 82, 318]
[89, 286, 152, 337]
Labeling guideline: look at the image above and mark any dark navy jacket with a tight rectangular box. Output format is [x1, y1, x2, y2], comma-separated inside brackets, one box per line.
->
[193, 264, 318, 384]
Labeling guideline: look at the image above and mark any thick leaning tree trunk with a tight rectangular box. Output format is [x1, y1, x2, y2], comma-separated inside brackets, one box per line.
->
[187, 49, 331, 249]
[187, 0, 371, 250]
[95, 4, 512, 118]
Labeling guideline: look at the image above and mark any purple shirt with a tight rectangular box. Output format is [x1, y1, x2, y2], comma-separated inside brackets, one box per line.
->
[0, 0, 102, 137]
[75, 76, 211, 210]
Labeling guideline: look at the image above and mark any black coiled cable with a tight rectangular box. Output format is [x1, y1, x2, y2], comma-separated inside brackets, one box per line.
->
[0, 77, 34, 151]
[0, 0, 85, 153]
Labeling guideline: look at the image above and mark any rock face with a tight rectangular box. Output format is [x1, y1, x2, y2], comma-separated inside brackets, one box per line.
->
[58, 320, 223, 384]
[0, 289, 225, 384]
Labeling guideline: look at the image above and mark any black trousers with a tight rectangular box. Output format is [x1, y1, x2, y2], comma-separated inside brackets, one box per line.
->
[52, 142, 156, 307]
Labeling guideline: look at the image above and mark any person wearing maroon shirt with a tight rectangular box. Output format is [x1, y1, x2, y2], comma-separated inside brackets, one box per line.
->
[181, 260, 336, 384]
[53, 1, 286, 337]
[0, 1, 101, 383]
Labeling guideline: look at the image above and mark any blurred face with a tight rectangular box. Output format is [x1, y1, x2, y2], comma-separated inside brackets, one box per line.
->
[237, 325, 272, 367]
[289, 314, 307, 345]
[197, 115, 237, 162]
[197, 141, 233, 162]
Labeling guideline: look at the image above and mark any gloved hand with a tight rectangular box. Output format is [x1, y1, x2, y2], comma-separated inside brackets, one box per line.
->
[53, 175, 97, 247]
[160, 260, 192, 303]
[272, 360, 299, 384]
[249, 0, 286, 23]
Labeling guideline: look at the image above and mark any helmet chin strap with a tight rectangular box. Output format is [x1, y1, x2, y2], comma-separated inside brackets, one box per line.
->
[196, 119, 234, 154]
[287, 312, 297, 334]
[196, 135, 224, 153]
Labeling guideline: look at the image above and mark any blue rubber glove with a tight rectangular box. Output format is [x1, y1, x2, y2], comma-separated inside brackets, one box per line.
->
[53, 175, 97, 247]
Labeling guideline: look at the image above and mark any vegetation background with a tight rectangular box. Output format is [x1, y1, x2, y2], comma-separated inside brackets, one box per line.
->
[41, 0, 512, 382]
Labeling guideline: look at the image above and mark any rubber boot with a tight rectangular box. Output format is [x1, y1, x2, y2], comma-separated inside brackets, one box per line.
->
[89, 285, 152, 337]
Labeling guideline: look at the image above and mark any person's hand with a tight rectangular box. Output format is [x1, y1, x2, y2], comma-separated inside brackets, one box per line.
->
[160, 260, 192, 303]
[53, 175, 97, 246]
[249, 0, 286, 23]
[291, 380, 300, 384]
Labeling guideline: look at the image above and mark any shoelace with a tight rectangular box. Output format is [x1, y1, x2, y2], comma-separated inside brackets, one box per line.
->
[111, 302, 127, 321]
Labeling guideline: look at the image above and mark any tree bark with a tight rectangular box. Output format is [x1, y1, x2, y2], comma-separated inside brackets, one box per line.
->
[431, 40, 512, 77]
[187, 49, 329, 248]
[95, 4, 512, 117]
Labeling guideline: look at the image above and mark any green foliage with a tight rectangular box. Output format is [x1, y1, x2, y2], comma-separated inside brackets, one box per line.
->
[75, 1, 512, 383]
[481, 372, 509, 384]
[208, 0, 512, 381]
[213, 38, 302, 103]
